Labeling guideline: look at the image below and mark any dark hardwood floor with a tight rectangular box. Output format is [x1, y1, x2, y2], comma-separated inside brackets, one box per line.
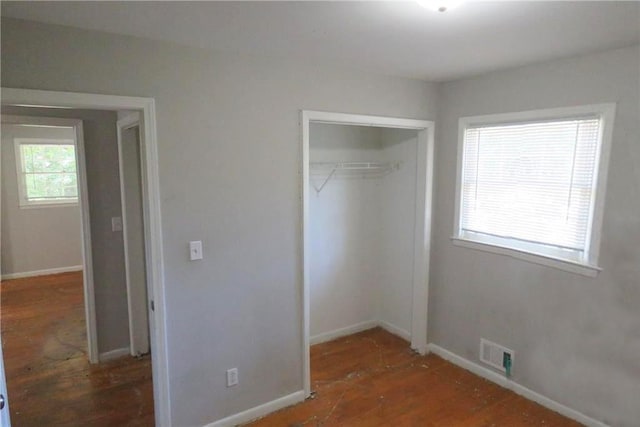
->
[247, 328, 582, 426]
[1, 271, 154, 426]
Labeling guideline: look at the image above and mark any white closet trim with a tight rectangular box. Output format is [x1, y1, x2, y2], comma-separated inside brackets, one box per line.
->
[301, 110, 435, 398]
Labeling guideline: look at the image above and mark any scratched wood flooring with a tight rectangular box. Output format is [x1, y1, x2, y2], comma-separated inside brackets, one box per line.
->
[247, 328, 581, 427]
[1, 271, 154, 426]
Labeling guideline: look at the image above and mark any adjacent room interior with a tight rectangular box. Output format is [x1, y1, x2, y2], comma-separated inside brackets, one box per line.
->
[0, 1, 638, 427]
[0, 108, 155, 426]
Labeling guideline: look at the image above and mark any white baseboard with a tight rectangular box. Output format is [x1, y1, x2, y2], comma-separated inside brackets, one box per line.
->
[310, 320, 378, 345]
[205, 390, 305, 427]
[428, 343, 608, 427]
[311, 320, 412, 346]
[379, 320, 411, 342]
[98, 347, 130, 362]
[1, 265, 83, 280]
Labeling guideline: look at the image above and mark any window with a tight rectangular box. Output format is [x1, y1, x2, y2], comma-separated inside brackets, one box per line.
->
[453, 104, 615, 276]
[14, 138, 79, 207]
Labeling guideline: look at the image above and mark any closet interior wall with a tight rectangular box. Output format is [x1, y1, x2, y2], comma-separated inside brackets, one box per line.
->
[309, 123, 418, 343]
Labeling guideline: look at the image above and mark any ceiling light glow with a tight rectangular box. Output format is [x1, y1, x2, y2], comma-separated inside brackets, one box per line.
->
[417, 0, 465, 13]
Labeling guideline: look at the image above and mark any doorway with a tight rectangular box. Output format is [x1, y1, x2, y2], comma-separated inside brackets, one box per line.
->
[0, 88, 169, 426]
[301, 111, 435, 396]
[0, 114, 98, 358]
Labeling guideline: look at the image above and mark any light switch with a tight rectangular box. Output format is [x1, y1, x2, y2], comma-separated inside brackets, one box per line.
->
[111, 217, 123, 232]
[189, 241, 203, 261]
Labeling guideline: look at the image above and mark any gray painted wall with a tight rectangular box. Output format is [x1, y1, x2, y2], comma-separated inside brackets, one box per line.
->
[1, 124, 82, 275]
[431, 45, 640, 427]
[2, 105, 130, 355]
[0, 18, 438, 426]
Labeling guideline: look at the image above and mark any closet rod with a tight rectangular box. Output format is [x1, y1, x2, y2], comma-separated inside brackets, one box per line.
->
[311, 161, 398, 171]
[310, 161, 402, 194]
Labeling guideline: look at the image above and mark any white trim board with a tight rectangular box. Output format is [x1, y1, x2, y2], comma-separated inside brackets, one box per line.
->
[309, 320, 378, 345]
[1, 87, 170, 427]
[428, 344, 608, 427]
[378, 320, 411, 342]
[98, 347, 130, 362]
[310, 320, 411, 346]
[1, 265, 83, 281]
[204, 391, 305, 427]
[301, 110, 435, 398]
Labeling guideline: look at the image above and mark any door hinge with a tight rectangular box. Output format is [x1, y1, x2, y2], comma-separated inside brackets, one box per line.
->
[150, 300, 155, 312]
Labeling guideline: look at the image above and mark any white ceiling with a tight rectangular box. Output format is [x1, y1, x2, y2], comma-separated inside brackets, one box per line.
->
[2, 1, 639, 81]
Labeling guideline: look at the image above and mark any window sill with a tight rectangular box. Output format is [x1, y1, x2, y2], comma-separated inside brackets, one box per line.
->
[19, 202, 79, 210]
[450, 236, 601, 278]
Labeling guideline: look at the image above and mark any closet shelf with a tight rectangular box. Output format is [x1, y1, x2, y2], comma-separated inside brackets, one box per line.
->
[310, 161, 402, 194]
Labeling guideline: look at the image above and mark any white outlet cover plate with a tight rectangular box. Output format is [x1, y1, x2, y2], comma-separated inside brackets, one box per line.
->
[226, 368, 238, 387]
[111, 217, 123, 232]
[189, 240, 203, 260]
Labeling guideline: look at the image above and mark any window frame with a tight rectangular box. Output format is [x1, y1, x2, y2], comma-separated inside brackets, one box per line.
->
[452, 103, 616, 277]
[14, 137, 80, 208]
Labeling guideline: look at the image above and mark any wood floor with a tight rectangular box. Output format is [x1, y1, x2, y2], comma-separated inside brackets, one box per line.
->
[1, 271, 154, 426]
[247, 328, 581, 426]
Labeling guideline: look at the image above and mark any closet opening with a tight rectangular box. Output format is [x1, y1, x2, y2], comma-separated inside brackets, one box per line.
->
[301, 111, 435, 397]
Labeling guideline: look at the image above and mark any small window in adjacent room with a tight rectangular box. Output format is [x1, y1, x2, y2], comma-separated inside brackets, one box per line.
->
[453, 104, 615, 276]
[14, 138, 79, 207]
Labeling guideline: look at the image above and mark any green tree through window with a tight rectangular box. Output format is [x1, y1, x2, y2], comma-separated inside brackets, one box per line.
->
[17, 140, 78, 205]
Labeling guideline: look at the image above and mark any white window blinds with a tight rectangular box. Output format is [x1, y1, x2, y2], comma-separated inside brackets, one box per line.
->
[460, 117, 602, 259]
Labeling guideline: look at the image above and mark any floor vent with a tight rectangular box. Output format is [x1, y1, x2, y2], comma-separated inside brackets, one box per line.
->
[480, 338, 514, 374]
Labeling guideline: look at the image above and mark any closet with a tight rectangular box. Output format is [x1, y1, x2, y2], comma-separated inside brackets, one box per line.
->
[309, 122, 420, 344]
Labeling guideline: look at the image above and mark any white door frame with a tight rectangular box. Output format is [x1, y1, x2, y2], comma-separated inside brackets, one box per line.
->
[301, 110, 435, 397]
[116, 112, 150, 357]
[0, 88, 170, 426]
[0, 105, 5, 427]
[1, 114, 98, 364]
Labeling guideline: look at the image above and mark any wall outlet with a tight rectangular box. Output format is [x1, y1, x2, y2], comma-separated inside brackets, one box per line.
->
[226, 368, 238, 387]
[480, 338, 514, 374]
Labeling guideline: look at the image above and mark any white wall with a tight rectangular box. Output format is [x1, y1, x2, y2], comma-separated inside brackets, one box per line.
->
[309, 124, 383, 339]
[309, 124, 417, 341]
[431, 45, 640, 427]
[1, 124, 82, 276]
[0, 18, 438, 426]
[378, 129, 418, 336]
